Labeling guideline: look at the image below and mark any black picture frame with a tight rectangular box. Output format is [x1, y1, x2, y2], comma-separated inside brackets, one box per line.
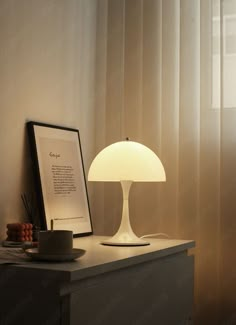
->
[27, 121, 93, 237]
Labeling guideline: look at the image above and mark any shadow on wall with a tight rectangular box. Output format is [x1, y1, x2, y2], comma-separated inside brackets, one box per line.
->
[21, 123, 42, 227]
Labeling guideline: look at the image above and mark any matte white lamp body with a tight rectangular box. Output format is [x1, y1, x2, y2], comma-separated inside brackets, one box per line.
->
[88, 140, 166, 246]
[103, 180, 149, 246]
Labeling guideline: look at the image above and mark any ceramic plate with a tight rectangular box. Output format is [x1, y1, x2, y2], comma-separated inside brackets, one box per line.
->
[24, 248, 86, 262]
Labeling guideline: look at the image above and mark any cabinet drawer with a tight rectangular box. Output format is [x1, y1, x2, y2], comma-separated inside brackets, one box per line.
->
[70, 253, 194, 325]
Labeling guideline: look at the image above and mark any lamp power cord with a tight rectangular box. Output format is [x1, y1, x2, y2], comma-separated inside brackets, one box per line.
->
[140, 233, 170, 239]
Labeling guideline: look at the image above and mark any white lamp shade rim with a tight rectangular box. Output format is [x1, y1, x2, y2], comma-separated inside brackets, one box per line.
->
[88, 140, 166, 182]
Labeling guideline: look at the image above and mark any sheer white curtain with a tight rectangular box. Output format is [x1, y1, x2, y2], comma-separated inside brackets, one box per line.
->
[92, 1, 236, 323]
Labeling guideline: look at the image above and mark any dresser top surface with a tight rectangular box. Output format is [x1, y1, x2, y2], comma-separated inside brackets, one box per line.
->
[1, 236, 195, 281]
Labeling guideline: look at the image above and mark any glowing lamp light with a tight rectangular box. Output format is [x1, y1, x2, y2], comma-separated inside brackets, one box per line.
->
[88, 139, 166, 246]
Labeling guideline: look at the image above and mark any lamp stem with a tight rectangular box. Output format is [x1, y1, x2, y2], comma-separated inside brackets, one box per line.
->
[101, 180, 149, 246]
[119, 180, 133, 235]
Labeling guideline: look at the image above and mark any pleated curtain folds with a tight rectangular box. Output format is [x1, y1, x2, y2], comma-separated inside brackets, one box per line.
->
[92, 1, 236, 323]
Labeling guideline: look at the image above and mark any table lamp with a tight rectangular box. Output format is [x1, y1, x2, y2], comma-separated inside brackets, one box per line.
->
[88, 139, 166, 246]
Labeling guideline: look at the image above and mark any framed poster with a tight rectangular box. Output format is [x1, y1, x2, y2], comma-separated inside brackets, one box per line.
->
[27, 121, 93, 237]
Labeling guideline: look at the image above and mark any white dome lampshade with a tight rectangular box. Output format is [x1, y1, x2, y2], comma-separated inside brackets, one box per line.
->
[88, 139, 166, 246]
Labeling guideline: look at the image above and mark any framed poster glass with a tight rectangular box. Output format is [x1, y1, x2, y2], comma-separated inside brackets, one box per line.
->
[27, 121, 92, 237]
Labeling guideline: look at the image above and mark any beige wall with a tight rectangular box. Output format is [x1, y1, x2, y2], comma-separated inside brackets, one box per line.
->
[0, 0, 97, 239]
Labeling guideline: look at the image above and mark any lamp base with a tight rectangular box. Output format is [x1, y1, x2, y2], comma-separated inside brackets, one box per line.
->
[101, 234, 150, 246]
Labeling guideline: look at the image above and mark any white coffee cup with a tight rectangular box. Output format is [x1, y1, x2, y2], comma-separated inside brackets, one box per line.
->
[38, 230, 73, 255]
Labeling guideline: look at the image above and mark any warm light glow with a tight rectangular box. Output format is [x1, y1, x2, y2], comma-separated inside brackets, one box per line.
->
[88, 140, 166, 182]
[88, 140, 166, 246]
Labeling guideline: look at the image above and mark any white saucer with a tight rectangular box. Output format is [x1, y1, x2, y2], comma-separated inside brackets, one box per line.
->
[24, 248, 85, 262]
